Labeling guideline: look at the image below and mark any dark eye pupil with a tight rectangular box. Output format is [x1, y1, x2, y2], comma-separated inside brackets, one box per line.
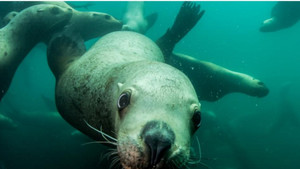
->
[192, 111, 201, 128]
[118, 91, 131, 111]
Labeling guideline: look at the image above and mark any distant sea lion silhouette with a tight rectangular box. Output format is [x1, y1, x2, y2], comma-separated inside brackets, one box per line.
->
[269, 82, 300, 133]
[122, 1, 158, 34]
[260, 1, 300, 32]
[48, 2, 204, 169]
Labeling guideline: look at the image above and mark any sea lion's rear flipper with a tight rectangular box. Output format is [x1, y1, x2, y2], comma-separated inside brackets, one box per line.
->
[156, 2, 204, 58]
[47, 31, 86, 79]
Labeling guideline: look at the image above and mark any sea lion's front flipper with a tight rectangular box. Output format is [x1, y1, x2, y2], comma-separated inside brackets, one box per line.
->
[156, 2, 204, 58]
[47, 31, 86, 79]
[170, 53, 269, 101]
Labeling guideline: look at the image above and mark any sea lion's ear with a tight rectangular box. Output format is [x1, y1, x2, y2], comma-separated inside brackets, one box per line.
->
[117, 83, 124, 92]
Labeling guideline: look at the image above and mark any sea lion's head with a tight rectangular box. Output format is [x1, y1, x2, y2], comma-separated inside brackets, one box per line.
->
[260, 17, 279, 32]
[72, 11, 123, 40]
[114, 61, 202, 169]
[260, 16, 298, 32]
[236, 73, 269, 98]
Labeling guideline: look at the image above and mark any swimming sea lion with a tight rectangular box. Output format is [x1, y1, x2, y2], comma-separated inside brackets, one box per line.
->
[123, 1, 268, 100]
[47, 3, 204, 169]
[167, 53, 269, 101]
[48, 31, 202, 169]
[260, 1, 300, 32]
[155, 3, 268, 101]
[0, 4, 73, 101]
[0, 3, 123, 101]
[122, 1, 158, 34]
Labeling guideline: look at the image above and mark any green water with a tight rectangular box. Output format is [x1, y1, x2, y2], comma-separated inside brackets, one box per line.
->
[0, 1, 299, 169]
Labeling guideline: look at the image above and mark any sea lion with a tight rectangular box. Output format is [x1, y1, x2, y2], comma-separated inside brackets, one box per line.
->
[48, 31, 202, 169]
[167, 53, 269, 101]
[268, 82, 300, 133]
[0, 1, 123, 40]
[0, 3, 123, 101]
[0, 4, 73, 101]
[260, 1, 300, 32]
[122, 1, 158, 34]
[155, 3, 268, 101]
[47, 3, 204, 169]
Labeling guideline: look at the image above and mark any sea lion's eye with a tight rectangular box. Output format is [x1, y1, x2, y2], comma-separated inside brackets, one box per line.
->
[117, 90, 131, 111]
[104, 14, 111, 20]
[192, 110, 201, 129]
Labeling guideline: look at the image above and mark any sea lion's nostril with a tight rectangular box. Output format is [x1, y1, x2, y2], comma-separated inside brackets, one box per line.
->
[145, 135, 172, 167]
[141, 121, 175, 167]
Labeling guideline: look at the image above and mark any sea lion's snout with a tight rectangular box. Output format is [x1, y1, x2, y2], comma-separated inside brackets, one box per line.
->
[260, 17, 278, 32]
[141, 121, 175, 168]
[252, 79, 269, 97]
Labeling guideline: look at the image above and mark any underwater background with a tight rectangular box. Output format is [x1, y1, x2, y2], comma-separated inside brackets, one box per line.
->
[0, 1, 300, 169]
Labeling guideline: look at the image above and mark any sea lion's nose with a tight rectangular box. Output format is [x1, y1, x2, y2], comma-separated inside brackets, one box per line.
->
[145, 134, 172, 167]
[141, 121, 175, 167]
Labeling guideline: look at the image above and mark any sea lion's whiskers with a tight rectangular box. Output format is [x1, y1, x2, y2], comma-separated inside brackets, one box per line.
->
[196, 136, 202, 160]
[187, 137, 212, 169]
[188, 136, 202, 164]
[81, 141, 117, 146]
[110, 130, 117, 135]
[115, 162, 122, 169]
[172, 159, 180, 169]
[99, 125, 118, 145]
[106, 148, 119, 159]
[83, 119, 118, 142]
[188, 159, 212, 169]
[99, 148, 119, 167]
[109, 155, 120, 169]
